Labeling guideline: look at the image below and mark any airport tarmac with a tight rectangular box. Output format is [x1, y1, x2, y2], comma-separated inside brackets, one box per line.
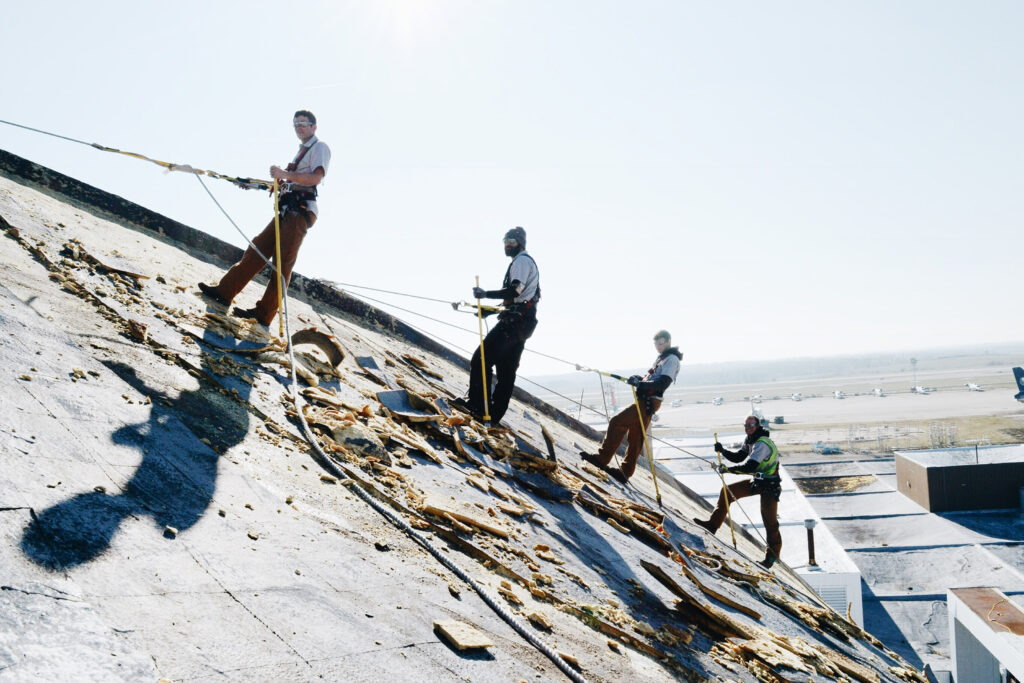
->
[657, 386, 1023, 432]
[538, 363, 1023, 442]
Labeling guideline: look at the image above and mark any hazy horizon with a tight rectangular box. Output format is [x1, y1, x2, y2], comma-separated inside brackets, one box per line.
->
[530, 339, 1024, 375]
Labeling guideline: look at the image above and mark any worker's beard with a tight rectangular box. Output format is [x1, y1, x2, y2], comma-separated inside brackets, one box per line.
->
[745, 427, 766, 444]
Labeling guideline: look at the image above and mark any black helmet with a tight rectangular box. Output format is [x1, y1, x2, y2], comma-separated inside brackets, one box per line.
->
[504, 226, 526, 248]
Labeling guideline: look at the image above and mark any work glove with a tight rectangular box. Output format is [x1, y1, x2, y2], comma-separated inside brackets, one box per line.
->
[472, 286, 486, 299]
[717, 463, 731, 474]
[713, 442, 724, 453]
[627, 375, 642, 386]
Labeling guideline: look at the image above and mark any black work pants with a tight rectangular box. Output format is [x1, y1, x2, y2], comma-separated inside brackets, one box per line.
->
[467, 318, 530, 423]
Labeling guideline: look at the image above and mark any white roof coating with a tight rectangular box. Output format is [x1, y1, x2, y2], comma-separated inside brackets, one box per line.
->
[896, 443, 1024, 467]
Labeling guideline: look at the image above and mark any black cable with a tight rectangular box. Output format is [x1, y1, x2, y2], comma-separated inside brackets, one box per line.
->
[337, 288, 480, 337]
[0, 118, 96, 147]
[193, 174, 272, 265]
[330, 284, 590, 370]
[323, 279, 453, 305]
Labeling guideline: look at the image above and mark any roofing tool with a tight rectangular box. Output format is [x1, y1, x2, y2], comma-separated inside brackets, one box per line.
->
[715, 432, 737, 549]
[630, 385, 662, 507]
[474, 276, 491, 423]
[272, 182, 286, 339]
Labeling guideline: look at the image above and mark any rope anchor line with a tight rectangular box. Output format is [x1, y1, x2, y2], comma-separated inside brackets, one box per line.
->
[1, 118, 275, 191]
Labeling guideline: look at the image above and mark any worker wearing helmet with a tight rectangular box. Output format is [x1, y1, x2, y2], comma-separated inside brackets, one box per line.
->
[694, 416, 783, 569]
[453, 227, 540, 424]
[580, 330, 681, 483]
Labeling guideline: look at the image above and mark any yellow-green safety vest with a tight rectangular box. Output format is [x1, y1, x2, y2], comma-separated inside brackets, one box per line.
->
[755, 436, 780, 476]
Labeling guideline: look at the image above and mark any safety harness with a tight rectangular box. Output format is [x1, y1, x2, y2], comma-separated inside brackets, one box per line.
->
[499, 252, 541, 309]
[277, 141, 321, 219]
[497, 252, 540, 340]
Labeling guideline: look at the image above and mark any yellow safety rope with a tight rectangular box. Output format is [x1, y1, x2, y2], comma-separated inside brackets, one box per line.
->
[631, 386, 662, 507]
[272, 182, 285, 339]
[0, 118, 273, 191]
[475, 276, 491, 422]
[88, 144, 274, 190]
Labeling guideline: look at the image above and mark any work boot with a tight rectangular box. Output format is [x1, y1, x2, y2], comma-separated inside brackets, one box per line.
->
[607, 467, 629, 484]
[758, 552, 778, 570]
[692, 517, 717, 534]
[232, 306, 269, 328]
[198, 282, 229, 305]
[579, 451, 604, 469]
[450, 396, 484, 420]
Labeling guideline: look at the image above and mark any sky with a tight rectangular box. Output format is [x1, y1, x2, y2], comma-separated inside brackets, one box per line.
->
[2, 1, 1021, 377]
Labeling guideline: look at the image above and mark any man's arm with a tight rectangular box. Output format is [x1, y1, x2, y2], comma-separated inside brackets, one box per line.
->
[724, 441, 770, 473]
[636, 375, 672, 398]
[727, 458, 761, 474]
[270, 166, 325, 187]
[715, 442, 750, 464]
[474, 281, 520, 300]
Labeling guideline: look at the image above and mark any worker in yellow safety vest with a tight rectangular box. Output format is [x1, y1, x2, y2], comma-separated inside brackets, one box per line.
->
[693, 415, 783, 568]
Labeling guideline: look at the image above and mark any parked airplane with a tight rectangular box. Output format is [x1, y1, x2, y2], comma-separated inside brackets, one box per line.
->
[872, 387, 886, 397]
[712, 396, 724, 406]
[791, 393, 803, 402]
[750, 394, 763, 403]
[964, 382, 984, 392]
[1014, 367, 1024, 403]
[833, 390, 845, 400]
[670, 399, 682, 408]
[911, 385, 930, 395]
[751, 407, 767, 427]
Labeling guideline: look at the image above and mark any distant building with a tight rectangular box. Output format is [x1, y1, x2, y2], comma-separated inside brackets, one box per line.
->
[895, 444, 1024, 512]
[947, 587, 1023, 682]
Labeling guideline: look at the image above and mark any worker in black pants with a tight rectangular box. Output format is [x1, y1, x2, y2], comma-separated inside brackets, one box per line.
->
[456, 227, 540, 424]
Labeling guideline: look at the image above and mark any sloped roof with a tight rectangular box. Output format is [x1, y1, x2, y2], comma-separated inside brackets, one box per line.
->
[0, 150, 925, 682]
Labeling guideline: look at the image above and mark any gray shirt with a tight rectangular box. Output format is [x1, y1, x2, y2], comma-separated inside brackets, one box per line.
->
[507, 251, 540, 304]
[645, 353, 680, 384]
[747, 440, 774, 465]
[287, 135, 331, 216]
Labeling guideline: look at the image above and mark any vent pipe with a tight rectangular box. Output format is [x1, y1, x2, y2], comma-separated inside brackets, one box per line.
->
[805, 518, 818, 567]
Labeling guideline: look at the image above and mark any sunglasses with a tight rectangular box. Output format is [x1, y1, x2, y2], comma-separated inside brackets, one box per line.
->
[293, 121, 314, 128]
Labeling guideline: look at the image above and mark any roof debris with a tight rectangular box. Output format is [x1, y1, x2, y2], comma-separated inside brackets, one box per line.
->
[433, 619, 493, 651]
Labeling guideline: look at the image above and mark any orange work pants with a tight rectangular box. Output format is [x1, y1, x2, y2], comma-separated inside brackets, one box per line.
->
[213, 210, 314, 326]
[593, 397, 660, 479]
